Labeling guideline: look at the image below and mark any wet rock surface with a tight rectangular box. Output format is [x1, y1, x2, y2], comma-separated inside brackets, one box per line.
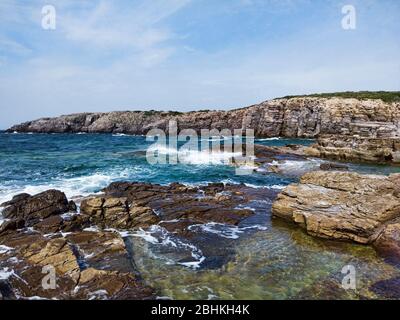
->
[272, 171, 400, 260]
[0, 181, 268, 300]
[0, 230, 155, 300]
[374, 223, 400, 266]
[83, 182, 256, 226]
[1, 190, 72, 224]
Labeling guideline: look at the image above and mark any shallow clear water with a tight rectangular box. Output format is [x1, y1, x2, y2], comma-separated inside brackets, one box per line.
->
[1, 132, 400, 299]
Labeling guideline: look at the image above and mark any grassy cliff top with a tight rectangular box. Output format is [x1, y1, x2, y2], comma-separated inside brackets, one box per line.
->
[278, 91, 400, 103]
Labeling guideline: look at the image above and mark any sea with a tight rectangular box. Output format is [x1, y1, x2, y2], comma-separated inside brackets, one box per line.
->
[1, 132, 399, 299]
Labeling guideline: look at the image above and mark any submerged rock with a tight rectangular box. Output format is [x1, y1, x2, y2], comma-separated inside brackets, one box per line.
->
[272, 171, 400, 248]
[370, 277, 400, 299]
[319, 162, 349, 171]
[374, 223, 400, 266]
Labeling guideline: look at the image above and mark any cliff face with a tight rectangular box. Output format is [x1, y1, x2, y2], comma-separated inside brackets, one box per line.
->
[7, 97, 400, 138]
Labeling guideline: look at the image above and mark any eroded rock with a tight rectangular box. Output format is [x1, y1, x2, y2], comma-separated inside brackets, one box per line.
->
[272, 171, 400, 244]
[1, 190, 73, 223]
[306, 135, 400, 164]
[0, 230, 155, 300]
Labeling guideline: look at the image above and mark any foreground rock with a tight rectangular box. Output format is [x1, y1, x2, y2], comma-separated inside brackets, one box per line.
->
[0, 181, 266, 299]
[1, 190, 72, 223]
[272, 171, 400, 262]
[0, 190, 83, 236]
[81, 182, 255, 228]
[0, 230, 154, 300]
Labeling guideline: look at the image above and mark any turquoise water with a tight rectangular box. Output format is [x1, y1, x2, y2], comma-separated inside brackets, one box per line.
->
[1, 132, 400, 299]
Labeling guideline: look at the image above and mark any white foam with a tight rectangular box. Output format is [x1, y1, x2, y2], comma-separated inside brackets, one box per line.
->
[0, 267, 16, 280]
[27, 296, 49, 300]
[266, 159, 323, 176]
[0, 168, 146, 205]
[88, 290, 108, 300]
[256, 137, 280, 141]
[0, 245, 13, 254]
[128, 225, 206, 269]
[83, 226, 100, 233]
[188, 222, 267, 239]
[112, 133, 129, 137]
[148, 145, 242, 166]
[270, 184, 286, 190]
[129, 228, 159, 244]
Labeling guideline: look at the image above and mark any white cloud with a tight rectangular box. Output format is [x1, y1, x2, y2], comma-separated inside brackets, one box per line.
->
[60, 0, 190, 52]
[0, 36, 31, 56]
[0, 0, 398, 130]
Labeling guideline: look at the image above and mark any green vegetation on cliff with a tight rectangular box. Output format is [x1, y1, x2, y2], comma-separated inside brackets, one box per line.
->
[279, 91, 400, 103]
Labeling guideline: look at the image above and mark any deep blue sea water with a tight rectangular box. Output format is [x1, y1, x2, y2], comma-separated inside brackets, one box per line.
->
[0, 133, 305, 204]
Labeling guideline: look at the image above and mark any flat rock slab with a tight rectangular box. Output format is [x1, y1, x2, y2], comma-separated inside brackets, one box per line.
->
[272, 171, 400, 245]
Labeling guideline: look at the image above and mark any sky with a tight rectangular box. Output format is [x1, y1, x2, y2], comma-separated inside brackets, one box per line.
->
[0, 0, 399, 129]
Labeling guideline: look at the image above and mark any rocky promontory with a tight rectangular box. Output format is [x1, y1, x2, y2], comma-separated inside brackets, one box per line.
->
[8, 96, 400, 138]
[7, 93, 400, 165]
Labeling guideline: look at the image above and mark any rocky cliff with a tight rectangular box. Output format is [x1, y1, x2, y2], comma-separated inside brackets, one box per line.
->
[7, 97, 400, 138]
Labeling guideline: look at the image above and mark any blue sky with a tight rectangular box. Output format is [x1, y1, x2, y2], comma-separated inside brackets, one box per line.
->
[0, 0, 399, 129]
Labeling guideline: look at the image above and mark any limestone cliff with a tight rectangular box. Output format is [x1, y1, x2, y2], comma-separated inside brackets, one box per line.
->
[7, 97, 400, 138]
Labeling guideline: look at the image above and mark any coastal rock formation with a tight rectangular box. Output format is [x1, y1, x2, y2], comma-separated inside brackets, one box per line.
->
[0, 181, 268, 299]
[8, 97, 400, 139]
[0, 230, 155, 299]
[304, 135, 400, 164]
[92, 181, 255, 226]
[8, 96, 400, 165]
[0, 190, 79, 235]
[80, 196, 159, 230]
[1, 190, 71, 222]
[272, 171, 400, 246]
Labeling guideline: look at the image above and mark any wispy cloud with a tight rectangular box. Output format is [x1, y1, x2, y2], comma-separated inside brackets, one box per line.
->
[0, 0, 399, 129]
